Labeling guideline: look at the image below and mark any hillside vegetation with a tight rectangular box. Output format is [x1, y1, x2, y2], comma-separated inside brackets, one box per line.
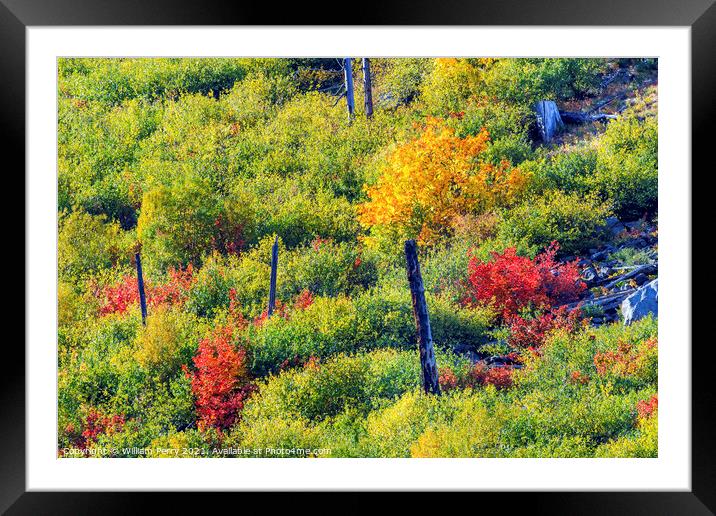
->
[58, 57, 658, 458]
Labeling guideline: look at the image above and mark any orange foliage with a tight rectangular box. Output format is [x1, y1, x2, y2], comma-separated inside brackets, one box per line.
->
[358, 117, 528, 246]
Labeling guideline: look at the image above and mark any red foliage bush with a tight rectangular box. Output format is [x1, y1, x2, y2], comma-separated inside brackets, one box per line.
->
[636, 395, 658, 420]
[293, 289, 315, 311]
[438, 367, 460, 391]
[507, 306, 584, 349]
[464, 242, 585, 320]
[470, 363, 514, 389]
[189, 326, 253, 431]
[439, 363, 514, 391]
[569, 370, 591, 385]
[593, 337, 656, 378]
[65, 408, 126, 450]
[99, 264, 194, 315]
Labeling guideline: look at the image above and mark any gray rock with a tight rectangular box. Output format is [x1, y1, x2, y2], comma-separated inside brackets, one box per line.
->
[605, 216, 627, 236]
[621, 279, 658, 326]
[622, 237, 648, 249]
[581, 265, 598, 285]
[624, 220, 644, 230]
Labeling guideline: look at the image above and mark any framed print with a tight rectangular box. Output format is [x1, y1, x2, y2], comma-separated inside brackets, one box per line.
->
[6, 0, 714, 513]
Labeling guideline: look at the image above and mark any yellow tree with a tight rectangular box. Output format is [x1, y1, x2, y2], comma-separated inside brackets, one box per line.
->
[358, 117, 528, 247]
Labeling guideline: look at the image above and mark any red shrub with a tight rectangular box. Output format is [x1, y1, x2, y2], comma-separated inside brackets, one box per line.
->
[71, 408, 126, 449]
[438, 367, 460, 391]
[593, 338, 653, 378]
[508, 306, 584, 349]
[636, 395, 658, 420]
[465, 242, 585, 320]
[569, 370, 591, 385]
[469, 363, 514, 390]
[99, 264, 195, 316]
[151, 264, 195, 306]
[190, 326, 254, 431]
[293, 289, 315, 311]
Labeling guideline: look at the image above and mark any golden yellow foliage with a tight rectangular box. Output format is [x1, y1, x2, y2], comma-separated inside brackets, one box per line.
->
[358, 117, 529, 246]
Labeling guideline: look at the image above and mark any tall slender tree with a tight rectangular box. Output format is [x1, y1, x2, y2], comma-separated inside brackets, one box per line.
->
[362, 58, 373, 118]
[343, 57, 355, 119]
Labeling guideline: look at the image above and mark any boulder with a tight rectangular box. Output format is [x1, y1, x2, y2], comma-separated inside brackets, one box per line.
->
[581, 265, 598, 286]
[621, 279, 658, 326]
[605, 216, 627, 237]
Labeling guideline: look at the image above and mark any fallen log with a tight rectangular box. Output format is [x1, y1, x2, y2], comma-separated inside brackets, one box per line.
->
[559, 110, 618, 123]
[600, 264, 657, 290]
[564, 288, 637, 311]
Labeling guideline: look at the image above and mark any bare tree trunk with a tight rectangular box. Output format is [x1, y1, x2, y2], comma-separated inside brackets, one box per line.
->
[404, 240, 441, 395]
[267, 236, 278, 317]
[135, 252, 147, 325]
[535, 100, 564, 142]
[343, 57, 355, 119]
[362, 58, 373, 119]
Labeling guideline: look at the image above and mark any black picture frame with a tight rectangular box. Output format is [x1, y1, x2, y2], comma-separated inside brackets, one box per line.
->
[5, 1, 713, 513]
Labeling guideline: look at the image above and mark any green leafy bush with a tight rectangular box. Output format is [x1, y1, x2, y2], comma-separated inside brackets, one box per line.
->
[137, 177, 256, 270]
[58, 210, 131, 282]
[499, 190, 612, 255]
[58, 97, 161, 226]
[59, 58, 291, 104]
[134, 306, 206, 379]
[246, 288, 494, 376]
[591, 112, 658, 219]
[484, 58, 607, 106]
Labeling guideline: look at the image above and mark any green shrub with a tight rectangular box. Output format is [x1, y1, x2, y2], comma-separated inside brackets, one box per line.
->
[594, 411, 657, 458]
[280, 239, 378, 298]
[58, 210, 131, 282]
[531, 145, 598, 195]
[357, 390, 447, 457]
[456, 97, 534, 166]
[58, 97, 161, 225]
[246, 296, 360, 375]
[134, 306, 206, 379]
[591, 112, 658, 219]
[419, 58, 482, 116]
[241, 350, 421, 423]
[484, 58, 607, 106]
[499, 190, 612, 256]
[608, 247, 653, 266]
[59, 58, 291, 104]
[372, 58, 433, 107]
[246, 287, 493, 376]
[137, 177, 256, 270]
[236, 176, 359, 248]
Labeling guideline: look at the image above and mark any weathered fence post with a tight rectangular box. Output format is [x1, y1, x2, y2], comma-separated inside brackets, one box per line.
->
[362, 58, 373, 119]
[343, 57, 355, 119]
[404, 240, 441, 395]
[267, 235, 279, 317]
[135, 252, 147, 325]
